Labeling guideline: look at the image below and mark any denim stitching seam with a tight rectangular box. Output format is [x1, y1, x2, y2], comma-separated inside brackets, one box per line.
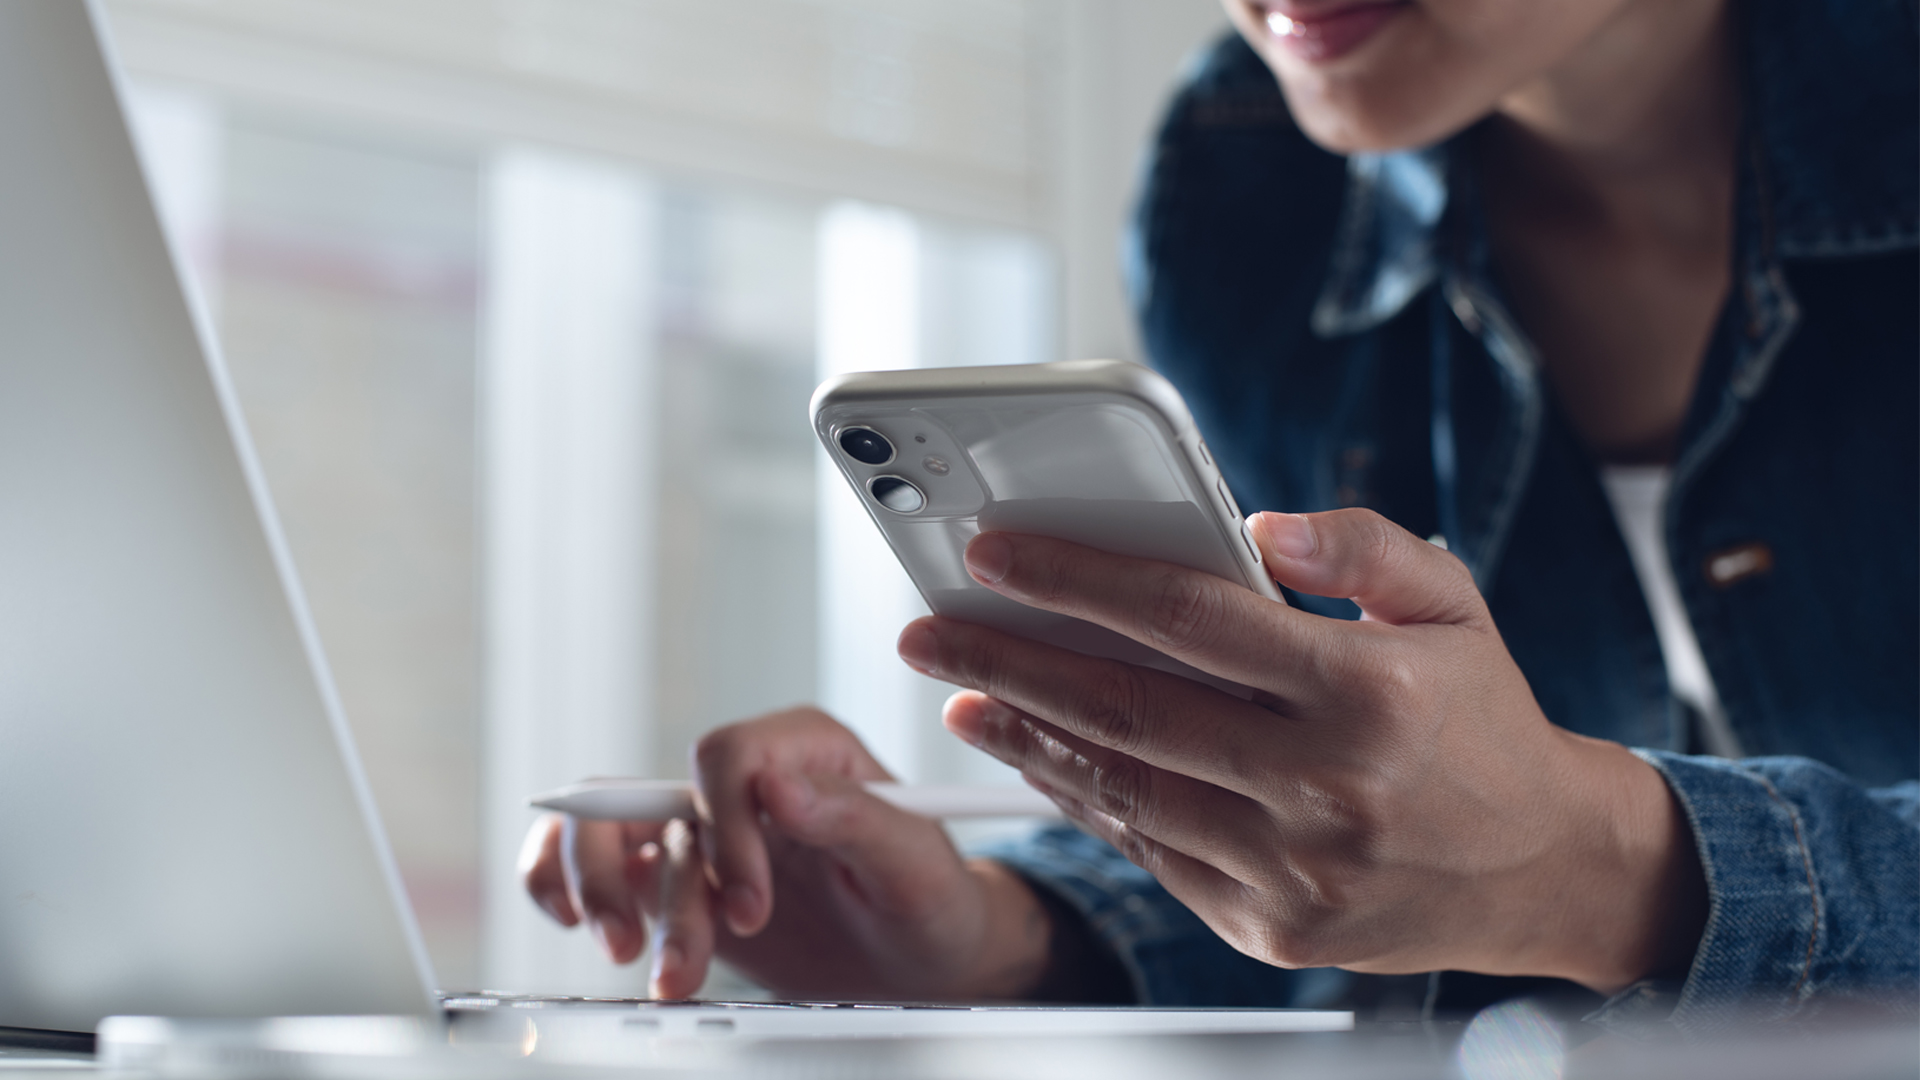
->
[1750, 769, 1823, 1003]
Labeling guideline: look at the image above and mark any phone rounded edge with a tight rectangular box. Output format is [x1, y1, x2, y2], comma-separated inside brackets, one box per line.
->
[810, 360, 1195, 426]
[808, 371, 856, 438]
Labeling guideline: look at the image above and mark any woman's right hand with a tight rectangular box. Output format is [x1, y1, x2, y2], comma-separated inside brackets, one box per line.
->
[519, 707, 1053, 1001]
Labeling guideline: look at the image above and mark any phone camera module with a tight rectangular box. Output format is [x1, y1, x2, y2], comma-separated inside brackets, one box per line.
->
[838, 427, 893, 466]
[868, 475, 925, 514]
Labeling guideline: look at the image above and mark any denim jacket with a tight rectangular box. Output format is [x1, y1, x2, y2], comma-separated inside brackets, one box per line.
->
[991, 0, 1918, 1031]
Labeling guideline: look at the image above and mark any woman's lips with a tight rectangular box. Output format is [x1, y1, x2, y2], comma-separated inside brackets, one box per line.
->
[1259, 2, 1407, 62]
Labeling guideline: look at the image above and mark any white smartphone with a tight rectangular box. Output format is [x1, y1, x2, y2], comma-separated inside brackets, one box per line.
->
[811, 359, 1282, 696]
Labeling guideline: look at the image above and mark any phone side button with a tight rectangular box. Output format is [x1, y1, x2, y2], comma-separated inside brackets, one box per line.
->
[1241, 518, 1262, 565]
[1215, 477, 1241, 522]
[1196, 439, 1213, 466]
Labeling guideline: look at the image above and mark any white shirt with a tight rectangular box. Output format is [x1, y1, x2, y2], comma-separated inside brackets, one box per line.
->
[1598, 465, 1745, 758]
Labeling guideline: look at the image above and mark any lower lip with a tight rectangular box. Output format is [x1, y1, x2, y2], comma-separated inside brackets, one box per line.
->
[1262, 3, 1405, 63]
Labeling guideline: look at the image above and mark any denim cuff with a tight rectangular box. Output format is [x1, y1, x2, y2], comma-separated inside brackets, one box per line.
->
[1625, 750, 1824, 1031]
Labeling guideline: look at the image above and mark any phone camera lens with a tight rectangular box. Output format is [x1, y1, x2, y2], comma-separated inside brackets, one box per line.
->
[838, 427, 893, 466]
[868, 475, 925, 514]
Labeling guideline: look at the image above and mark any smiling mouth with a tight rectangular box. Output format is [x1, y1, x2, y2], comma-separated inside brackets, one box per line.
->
[1255, 2, 1408, 63]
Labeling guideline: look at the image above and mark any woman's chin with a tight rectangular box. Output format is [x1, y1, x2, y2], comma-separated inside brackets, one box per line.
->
[1281, 84, 1471, 154]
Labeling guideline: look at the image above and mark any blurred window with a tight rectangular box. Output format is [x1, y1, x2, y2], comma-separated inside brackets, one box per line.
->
[111, 0, 1224, 995]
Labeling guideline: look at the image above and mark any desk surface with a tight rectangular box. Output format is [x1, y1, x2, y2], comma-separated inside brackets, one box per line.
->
[10, 1019, 1920, 1080]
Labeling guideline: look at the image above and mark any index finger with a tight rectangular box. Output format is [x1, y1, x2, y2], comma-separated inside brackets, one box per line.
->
[903, 615, 1283, 802]
[560, 817, 650, 964]
[691, 708, 897, 940]
[691, 728, 775, 939]
[959, 529, 1352, 704]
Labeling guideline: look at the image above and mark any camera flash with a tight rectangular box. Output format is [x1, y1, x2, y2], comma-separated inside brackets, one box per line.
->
[922, 455, 951, 476]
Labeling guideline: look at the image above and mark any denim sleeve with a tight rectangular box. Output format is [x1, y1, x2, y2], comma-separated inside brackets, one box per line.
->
[1600, 752, 1920, 1031]
[985, 755, 1917, 1021]
[980, 825, 1328, 1007]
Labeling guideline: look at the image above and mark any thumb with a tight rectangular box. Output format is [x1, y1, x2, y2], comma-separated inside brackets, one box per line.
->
[1248, 508, 1485, 627]
[754, 771, 962, 912]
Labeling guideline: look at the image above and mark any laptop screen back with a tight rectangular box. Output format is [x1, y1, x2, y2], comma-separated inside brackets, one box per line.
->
[0, 0, 434, 1032]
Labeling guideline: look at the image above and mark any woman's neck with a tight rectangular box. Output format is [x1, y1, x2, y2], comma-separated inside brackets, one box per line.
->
[1475, 0, 1741, 466]
[1490, 0, 1739, 249]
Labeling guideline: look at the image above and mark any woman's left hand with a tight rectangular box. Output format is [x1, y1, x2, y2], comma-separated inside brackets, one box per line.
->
[897, 508, 1706, 993]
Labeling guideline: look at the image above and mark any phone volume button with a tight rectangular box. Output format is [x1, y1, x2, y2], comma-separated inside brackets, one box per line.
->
[1215, 477, 1241, 522]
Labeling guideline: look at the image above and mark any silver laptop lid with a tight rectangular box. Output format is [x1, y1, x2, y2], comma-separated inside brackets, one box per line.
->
[0, 0, 435, 1031]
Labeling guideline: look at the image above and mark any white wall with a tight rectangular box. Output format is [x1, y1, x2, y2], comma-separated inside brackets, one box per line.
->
[480, 147, 658, 994]
[1050, 0, 1234, 364]
[106, 0, 1231, 364]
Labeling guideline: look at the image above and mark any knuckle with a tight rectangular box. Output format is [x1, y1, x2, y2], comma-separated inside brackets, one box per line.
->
[1317, 782, 1391, 854]
[1340, 773, 1400, 834]
[1260, 919, 1339, 970]
[692, 728, 742, 775]
[1440, 556, 1490, 620]
[1292, 633, 1354, 696]
[1361, 516, 1402, 574]
[1143, 569, 1224, 652]
[1090, 754, 1154, 821]
[1005, 714, 1063, 772]
[1230, 886, 1343, 969]
[1359, 645, 1427, 715]
[1201, 835, 1370, 970]
[1235, 919, 1294, 968]
[1072, 664, 1156, 755]
[1108, 822, 1157, 872]
[1322, 508, 1404, 590]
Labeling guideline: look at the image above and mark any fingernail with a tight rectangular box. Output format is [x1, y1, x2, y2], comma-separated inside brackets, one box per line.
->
[897, 623, 938, 674]
[964, 533, 1013, 584]
[723, 884, 760, 936]
[1258, 513, 1317, 559]
[591, 912, 635, 960]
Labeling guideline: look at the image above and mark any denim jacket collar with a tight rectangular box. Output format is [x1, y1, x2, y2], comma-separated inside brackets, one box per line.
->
[1309, 147, 1450, 338]
[1309, 0, 1920, 340]
[1305, 0, 1917, 588]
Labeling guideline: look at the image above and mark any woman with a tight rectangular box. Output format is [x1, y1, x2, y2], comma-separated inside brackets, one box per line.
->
[523, 0, 1917, 1028]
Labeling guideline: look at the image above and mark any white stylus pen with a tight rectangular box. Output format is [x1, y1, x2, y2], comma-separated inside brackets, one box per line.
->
[528, 778, 1062, 821]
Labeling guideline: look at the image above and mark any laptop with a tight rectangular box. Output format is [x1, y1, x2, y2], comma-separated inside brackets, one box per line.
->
[0, 0, 1348, 1051]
